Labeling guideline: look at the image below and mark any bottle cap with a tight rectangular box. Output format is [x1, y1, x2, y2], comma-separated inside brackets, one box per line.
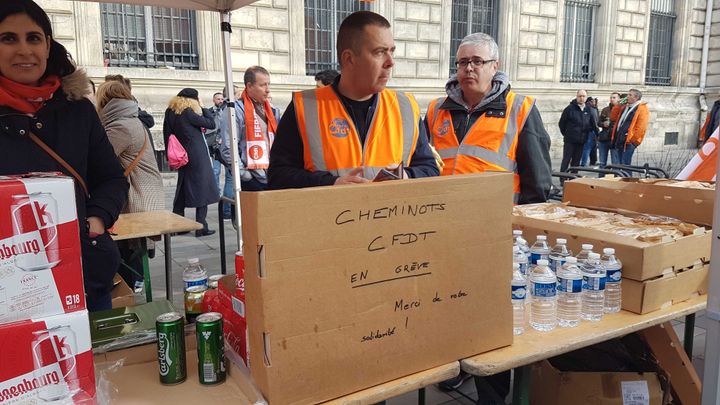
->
[556, 238, 567, 244]
[565, 256, 577, 263]
[513, 230, 522, 235]
[588, 252, 600, 260]
[537, 235, 547, 241]
[188, 257, 199, 264]
[581, 243, 593, 250]
[537, 259, 549, 266]
[603, 248, 615, 254]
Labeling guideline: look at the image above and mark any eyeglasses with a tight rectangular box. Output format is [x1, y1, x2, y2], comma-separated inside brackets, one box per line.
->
[455, 57, 496, 69]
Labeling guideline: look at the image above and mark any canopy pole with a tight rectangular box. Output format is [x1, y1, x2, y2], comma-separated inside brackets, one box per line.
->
[220, 11, 243, 251]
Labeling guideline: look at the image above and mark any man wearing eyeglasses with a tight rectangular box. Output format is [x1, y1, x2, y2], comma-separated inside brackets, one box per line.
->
[425, 33, 552, 205]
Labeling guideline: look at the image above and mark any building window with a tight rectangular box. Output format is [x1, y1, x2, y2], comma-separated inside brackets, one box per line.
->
[100, 4, 199, 69]
[304, 0, 371, 75]
[449, 0, 499, 76]
[646, 0, 675, 86]
[561, 0, 599, 83]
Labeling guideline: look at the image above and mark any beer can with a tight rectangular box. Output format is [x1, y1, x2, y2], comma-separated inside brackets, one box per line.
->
[156, 312, 186, 385]
[208, 274, 223, 289]
[196, 312, 226, 385]
[184, 285, 207, 323]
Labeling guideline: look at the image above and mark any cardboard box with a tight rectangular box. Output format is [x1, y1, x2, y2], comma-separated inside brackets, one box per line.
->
[241, 173, 514, 404]
[0, 310, 95, 403]
[111, 275, 135, 309]
[563, 178, 715, 227]
[514, 211, 710, 281]
[623, 262, 708, 314]
[89, 300, 176, 350]
[0, 173, 85, 323]
[93, 341, 266, 404]
[530, 360, 664, 405]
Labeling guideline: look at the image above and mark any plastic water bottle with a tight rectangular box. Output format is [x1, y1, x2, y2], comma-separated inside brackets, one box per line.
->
[529, 235, 550, 265]
[513, 245, 529, 277]
[513, 230, 530, 260]
[529, 259, 557, 332]
[549, 238, 572, 273]
[557, 257, 583, 327]
[183, 257, 208, 290]
[575, 243, 595, 264]
[602, 248, 623, 313]
[511, 263, 527, 335]
[581, 253, 606, 321]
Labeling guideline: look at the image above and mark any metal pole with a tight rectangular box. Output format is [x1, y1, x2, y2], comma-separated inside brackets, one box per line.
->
[702, 128, 720, 404]
[220, 11, 243, 250]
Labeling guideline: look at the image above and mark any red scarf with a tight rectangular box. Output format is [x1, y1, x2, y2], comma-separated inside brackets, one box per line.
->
[0, 75, 61, 114]
[242, 90, 277, 169]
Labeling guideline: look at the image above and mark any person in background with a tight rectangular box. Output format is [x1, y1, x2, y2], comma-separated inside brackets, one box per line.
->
[0, 0, 128, 311]
[210, 91, 233, 220]
[597, 92, 620, 167]
[580, 96, 599, 166]
[610, 88, 649, 166]
[269, 11, 439, 189]
[220, 66, 280, 193]
[96, 80, 164, 292]
[104, 74, 155, 135]
[314, 69, 339, 87]
[559, 89, 595, 173]
[163, 88, 219, 237]
[425, 32, 551, 205]
[699, 97, 720, 146]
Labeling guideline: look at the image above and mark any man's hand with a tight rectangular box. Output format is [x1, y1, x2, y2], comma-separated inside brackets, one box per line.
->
[334, 167, 370, 185]
[87, 216, 105, 237]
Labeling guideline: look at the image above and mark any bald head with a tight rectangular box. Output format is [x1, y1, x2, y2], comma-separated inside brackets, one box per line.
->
[576, 90, 587, 106]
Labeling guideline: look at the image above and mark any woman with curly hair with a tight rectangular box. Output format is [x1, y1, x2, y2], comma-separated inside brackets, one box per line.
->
[163, 88, 219, 236]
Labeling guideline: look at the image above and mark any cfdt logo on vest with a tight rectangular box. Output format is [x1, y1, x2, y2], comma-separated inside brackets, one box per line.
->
[438, 119, 451, 137]
[329, 118, 351, 138]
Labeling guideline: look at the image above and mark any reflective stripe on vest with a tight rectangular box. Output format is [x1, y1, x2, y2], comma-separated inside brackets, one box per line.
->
[427, 91, 535, 202]
[294, 86, 420, 179]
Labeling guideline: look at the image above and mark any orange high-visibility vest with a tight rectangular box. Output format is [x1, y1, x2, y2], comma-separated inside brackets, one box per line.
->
[293, 86, 420, 179]
[426, 91, 535, 202]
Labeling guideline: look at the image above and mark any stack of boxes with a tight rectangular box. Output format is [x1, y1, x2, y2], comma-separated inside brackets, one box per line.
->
[0, 173, 95, 403]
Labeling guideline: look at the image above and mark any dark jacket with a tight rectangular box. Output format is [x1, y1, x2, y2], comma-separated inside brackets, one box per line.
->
[559, 100, 596, 144]
[425, 80, 553, 205]
[598, 103, 615, 142]
[163, 104, 219, 207]
[0, 69, 129, 301]
[268, 80, 439, 189]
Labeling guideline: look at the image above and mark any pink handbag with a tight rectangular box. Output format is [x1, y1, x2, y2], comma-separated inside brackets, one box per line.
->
[167, 134, 188, 170]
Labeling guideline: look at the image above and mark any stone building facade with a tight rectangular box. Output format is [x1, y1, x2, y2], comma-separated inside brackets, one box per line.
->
[39, 0, 720, 171]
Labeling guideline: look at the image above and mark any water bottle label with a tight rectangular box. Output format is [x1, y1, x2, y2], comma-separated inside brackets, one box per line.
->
[606, 269, 622, 283]
[582, 275, 606, 291]
[558, 277, 582, 293]
[511, 285, 527, 300]
[530, 252, 547, 265]
[550, 257, 566, 272]
[185, 277, 208, 290]
[532, 282, 556, 298]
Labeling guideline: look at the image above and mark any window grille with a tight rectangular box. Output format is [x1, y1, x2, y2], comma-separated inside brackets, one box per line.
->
[101, 4, 199, 69]
[305, 0, 371, 75]
[646, 0, 675, 86]
[449, 0, 499, 76]
[561, 0, 599, 82]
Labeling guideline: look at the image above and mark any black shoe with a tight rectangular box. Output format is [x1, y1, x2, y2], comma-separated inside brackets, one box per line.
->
[437, 371, 471, 391]
[195, 229, 216, 237]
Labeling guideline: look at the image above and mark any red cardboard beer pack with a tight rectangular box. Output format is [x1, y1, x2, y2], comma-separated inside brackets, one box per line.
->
[0, 310, 95, 403]
[0, 173, 85, 323]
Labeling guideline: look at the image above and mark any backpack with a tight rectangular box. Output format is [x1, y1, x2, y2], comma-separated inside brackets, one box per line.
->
[167, 134, 188, 170]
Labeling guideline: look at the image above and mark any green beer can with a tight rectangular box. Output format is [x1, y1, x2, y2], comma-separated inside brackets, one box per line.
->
[156, 312, 187, 385]
[196, 312, 226, 385]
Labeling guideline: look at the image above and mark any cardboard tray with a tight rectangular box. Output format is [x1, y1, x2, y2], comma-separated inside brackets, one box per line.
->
[623, 262, 708, 314]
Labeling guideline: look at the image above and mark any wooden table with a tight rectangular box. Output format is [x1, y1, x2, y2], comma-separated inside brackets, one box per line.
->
[461, 296, 707, 404]
[112, 211, 203, 301]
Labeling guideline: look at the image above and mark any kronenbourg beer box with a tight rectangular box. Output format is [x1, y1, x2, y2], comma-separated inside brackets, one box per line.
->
[0, 310, 95, 403]
[0, 173, 85, 323]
